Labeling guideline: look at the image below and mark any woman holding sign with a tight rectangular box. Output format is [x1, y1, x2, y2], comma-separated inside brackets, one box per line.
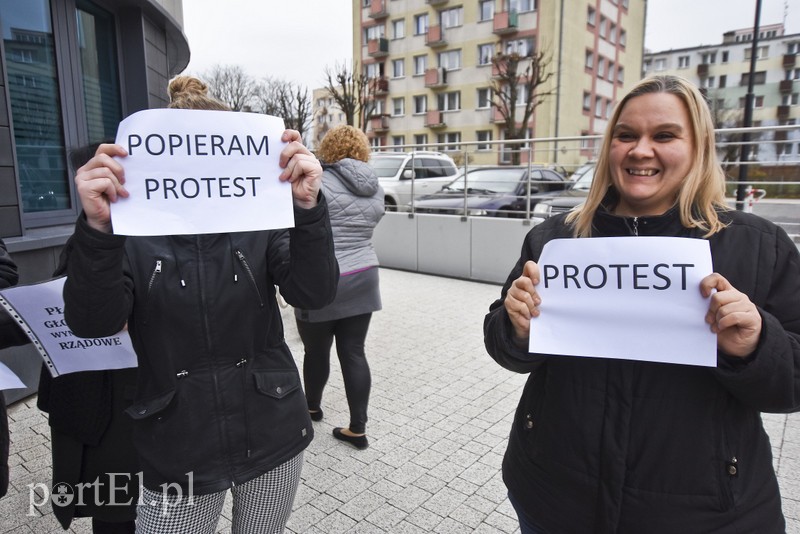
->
[484, 75, 800, 533]
[62, 77, 338, 533]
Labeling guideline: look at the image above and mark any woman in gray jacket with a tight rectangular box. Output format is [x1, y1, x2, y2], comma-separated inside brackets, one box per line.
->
[296, 125, 385, 449]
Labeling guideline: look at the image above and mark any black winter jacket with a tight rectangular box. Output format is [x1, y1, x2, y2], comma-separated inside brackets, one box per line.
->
[64, 199, 338, 494]
[484, 206, 800, 533]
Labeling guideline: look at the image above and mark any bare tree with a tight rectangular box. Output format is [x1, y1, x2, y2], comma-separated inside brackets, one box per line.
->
[254, 78, 312, 140]
[322, 61, 378, 131]
[490, 46, 555, 165]
[709, 95, 745, 165]
[202, 64, 256, 111]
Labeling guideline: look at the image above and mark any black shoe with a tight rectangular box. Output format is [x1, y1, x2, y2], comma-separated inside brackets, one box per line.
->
[332, 427, 369, 450]
[309, 409, 323, 422]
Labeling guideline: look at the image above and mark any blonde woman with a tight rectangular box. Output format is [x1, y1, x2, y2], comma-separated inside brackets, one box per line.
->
[485, 75, 800, 533]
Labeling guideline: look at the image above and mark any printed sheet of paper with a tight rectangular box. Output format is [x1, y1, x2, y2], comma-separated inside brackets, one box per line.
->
[0, 362, 26, 391]
[530, 236, 716, 367]
[111, 109, 293, 236]
[0, 278, 138, 376]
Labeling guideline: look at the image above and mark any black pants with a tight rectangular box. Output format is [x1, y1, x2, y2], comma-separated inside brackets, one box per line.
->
[296, 313, 372, 434]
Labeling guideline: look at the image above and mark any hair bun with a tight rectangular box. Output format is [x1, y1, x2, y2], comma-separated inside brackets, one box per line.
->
[168, 76, 209, 102]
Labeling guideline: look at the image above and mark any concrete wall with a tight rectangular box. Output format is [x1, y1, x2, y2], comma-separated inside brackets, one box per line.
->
[374, 212, 533, 285]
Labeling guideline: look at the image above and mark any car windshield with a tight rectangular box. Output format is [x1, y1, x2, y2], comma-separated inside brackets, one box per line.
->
[443, 169, 522, 194]
[572, 166, 595, 191]
[369, 156, 405, 178]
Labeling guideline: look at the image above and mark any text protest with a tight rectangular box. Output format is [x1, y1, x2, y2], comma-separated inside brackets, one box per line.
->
[0, 278, 137, 376]
[111, 109, 293, 236]
[529, 236, 716, 367]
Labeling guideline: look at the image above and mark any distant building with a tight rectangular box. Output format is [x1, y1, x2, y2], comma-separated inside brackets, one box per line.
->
[352, 0, 646, 166]
[311, 87, 348, 151]
[644, 23, 800, 163]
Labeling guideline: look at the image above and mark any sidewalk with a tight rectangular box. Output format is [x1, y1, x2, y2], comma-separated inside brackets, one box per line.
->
[2, 267, 799, 533]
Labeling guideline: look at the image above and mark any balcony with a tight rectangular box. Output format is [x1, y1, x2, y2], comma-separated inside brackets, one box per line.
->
[493, 11, 519, 35]
[424, 110, 446, 128]
[777, 105, 790, 120]
[369, 77, 389, 95]
[426, 0, 448, 4]
[369, 0, 388, 19]
[490, 108, 507, 124]
[425, 25, 447, 48]
[784, 53, 797, 68]
[779, 79, 794, 93]
[424, 67, 447, 88]
[774, 129, 788, 142]
[370, 115, 390, 133]
[367, 37, 389, 58]
[697, 63, 709, 77]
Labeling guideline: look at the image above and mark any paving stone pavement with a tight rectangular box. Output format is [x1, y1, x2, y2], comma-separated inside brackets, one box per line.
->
[2, 267, 800, 533]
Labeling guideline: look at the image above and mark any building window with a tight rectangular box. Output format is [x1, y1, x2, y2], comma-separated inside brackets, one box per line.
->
[740, 95, 766, 108]
[413, 134, 428, 148]
[788, 42, 799, 55]
[595, 97, 603, 118]
[582, 92, 591, 111]
[477, 88, 492, 109]
[654, 58, 666, 71]
[439, 7, 463, 29]
[509, 0, 534, 13]
[392, 18, 405, 39]
[478, 43, 494, 66]
[505, 37, 534, 57]
[479, 0, 495, 21]
[476, 130, 493, 150]
[436, 132, 461, 151]
[365, 25, 385, 41]
[599, 17, 607, 39]
[701, 52, 717, 64]
[413, 95, 427, 114]
[741, 71, 767, 85]
[782, 93, 799, 106]
[414, 13, 429, 35]
[587, 6, 596, 26]
[678, 55, 690, 68]
[597, 57, 606, 78]
[392, 135, 405, 150]
[719, 75, 726, 88]
[786, 68, 800, 80]
[438, 49, 461, 71]
[365, 62, 383, 78]
[617, 65, 624, 84]
[585, 50, 594, 69]
[392, 58, 404, 78]
[392, 97, 404, 116]
[721, 50, 729, 63]
[608, 23, 617, 44]
[744, 46, 769, 61]
[619, 29, 627, 47]
[437, 91, 461, 111]
[703, 76, 715, 88]
[413, 54, 427, 75]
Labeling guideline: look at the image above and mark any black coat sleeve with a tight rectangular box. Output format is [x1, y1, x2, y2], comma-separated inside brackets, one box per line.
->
[0, 239, 28, 349]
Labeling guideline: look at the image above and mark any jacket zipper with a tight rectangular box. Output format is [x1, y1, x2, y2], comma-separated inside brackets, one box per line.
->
[236, 358, 252, 458]
[235, 249, 264, 307]
[631, 216, 639, 236]
[144, 260, 162, 324]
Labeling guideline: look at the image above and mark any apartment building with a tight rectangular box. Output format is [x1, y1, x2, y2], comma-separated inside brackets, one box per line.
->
[311, 87, 349, 150]
[352, 0, 645, 166]
[644, 23, 800, 163]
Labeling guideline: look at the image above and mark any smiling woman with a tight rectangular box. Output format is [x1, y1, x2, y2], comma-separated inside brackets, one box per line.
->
[484, 75, 800, 533]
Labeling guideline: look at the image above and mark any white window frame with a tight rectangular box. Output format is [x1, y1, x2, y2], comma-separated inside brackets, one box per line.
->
[392, 19, 405, 39]
[392, 97, 404, 116]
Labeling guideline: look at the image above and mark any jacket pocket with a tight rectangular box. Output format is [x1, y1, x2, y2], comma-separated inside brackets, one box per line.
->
[125, 390, 175, 420]
[253, 370, 301, 399]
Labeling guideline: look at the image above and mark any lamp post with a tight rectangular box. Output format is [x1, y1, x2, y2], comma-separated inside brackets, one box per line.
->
[735, 0, 762, 211]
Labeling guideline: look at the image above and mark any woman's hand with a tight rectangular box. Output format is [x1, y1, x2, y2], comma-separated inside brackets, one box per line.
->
[701, 273, 762, 358]
[279, 130, 322, 209]
[74, 144, 129, 233]
[504, 261, 542, 344]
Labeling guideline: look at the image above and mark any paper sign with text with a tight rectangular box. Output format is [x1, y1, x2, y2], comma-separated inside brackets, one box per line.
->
[0, 362, 26, 391]
[530, 236, 716, 367]
[111, 109, 293, 236]
[0, 277, 137, 376]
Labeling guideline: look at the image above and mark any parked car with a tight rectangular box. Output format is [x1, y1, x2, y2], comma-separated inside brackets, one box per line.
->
[368, 151, 459, 210]
[532, 163, 595, 218]
[411, 166, 569, 218]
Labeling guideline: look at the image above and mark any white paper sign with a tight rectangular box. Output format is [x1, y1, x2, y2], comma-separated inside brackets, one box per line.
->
[0, 278, 138, 376]
[530, 236, 716, 367]
[0, 362, 26, 391]
[111, 109, 293, 236]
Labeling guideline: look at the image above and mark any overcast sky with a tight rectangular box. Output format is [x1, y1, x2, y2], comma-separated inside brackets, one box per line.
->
[182, 0, 800, 91]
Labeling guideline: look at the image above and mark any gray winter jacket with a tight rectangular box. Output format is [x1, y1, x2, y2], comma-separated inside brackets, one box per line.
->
[322, 159, 385, 274]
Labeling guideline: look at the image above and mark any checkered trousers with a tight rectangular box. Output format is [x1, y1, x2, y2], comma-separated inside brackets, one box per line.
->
[136, 452, 303, 533]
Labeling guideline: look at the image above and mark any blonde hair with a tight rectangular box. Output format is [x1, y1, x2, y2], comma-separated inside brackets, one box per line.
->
[566, 75, 729, 238]
[167, 76, 230, 111]
[316, 125, 371, 163]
